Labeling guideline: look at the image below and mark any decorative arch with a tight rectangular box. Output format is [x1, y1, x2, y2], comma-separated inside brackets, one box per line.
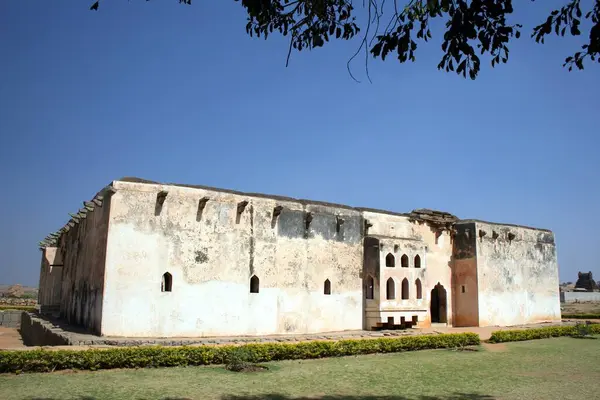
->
[401, 278, 409, 300]
[401, 254, 409, 268]
[250, 275, 260, 293]
[366, 275, 375, 299]
[161, 272, 172, 292]
[414, 255, 421, 268]
[324, 279, 331, 295]
[386, 278, 395, 300]
[416, 279, 422, 299]
[385, 253, 395, 267]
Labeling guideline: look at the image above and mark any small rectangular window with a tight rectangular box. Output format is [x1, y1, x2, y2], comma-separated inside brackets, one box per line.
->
[461, 285, 466, 293]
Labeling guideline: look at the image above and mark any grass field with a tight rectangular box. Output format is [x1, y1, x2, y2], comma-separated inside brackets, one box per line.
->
[1, 337, 599, 400]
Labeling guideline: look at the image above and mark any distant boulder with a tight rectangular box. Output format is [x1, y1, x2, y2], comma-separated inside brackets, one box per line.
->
[6, 284, 24, 298]
[575, 272, 599, 292]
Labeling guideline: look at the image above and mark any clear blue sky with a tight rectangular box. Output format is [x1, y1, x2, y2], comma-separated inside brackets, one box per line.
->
[1, 1, 598, 287]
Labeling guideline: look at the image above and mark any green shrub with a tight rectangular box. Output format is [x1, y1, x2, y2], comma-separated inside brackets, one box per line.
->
[488, 324, 600, 343]
[0, 332, 479, 374]
[562, 314, 600, 320]
[0, 306, 35, 311]
[573, 322, 594, 338]
[225, 346, 254, 372]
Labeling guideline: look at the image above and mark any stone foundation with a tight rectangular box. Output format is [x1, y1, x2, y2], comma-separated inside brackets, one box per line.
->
[19, 313, 70, 346]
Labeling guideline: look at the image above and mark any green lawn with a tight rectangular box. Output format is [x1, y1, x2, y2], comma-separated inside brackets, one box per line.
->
[1, 337, 599, 400]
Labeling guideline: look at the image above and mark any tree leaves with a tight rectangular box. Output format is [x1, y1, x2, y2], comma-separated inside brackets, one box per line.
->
[88, 0, 599, 78]
[532, 0, 600, 71]
[371, 0, 519, 80]
[234, 0, 360, 65]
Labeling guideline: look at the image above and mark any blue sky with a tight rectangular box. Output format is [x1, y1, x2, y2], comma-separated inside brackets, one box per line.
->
[1, 1, 598, 287]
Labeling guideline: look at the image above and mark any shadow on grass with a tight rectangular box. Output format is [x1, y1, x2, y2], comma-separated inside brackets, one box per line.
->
[27, 394, 498, 400]
[221, 395, 496, 400]
[29, 398, 196, 400]
[29, 394, 497, 400]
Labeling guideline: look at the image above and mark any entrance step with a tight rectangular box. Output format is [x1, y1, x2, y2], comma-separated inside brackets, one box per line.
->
[431, 323, 448, 328]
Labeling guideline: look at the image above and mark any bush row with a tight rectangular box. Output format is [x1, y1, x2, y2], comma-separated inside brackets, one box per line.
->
[0, 306, 35, 311]
[488, 324, 600, 343]
[0, 332, 479, 374]
[561, 314, 600, 319]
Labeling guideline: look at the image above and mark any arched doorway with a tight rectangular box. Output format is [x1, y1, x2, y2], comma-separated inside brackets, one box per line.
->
[430, 283, 447, 324]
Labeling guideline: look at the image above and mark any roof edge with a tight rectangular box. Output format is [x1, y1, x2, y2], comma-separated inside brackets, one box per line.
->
[456, 219, 553, 233]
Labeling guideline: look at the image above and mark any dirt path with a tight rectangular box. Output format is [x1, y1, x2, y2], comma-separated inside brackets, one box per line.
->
[0, 327, 24, 349]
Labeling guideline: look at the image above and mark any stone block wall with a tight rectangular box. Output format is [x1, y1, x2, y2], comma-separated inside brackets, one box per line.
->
[19, 312, 70, 346]
[561, 292, 600, 303]
[0, 310, 23, 328]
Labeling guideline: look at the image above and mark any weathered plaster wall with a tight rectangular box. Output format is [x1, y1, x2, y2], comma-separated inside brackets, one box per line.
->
[473, 221, 561, 326]
[361, 211, 453, 328]
[451, 223, 479, 327]
[101, 181, 363, 337]
[57, 196, 111, 334]
[38, 248, 63, 307]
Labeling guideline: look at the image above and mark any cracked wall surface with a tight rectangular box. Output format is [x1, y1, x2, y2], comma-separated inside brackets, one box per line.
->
[101, 181, 363, 337]
[472, 221, 561, 326]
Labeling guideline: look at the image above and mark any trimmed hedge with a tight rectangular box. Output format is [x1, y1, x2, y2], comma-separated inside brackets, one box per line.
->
[562, 314, 600, 320]
[488, 324, 600, 343]
[0, 306, 36, 311]
[0, 332, 479, 374]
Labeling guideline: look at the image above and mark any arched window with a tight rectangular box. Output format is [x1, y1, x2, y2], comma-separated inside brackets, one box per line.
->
[401, 254, 409, 268]
[414, 255, 421, 268]
[366, 276, 374, 299]
[386, 278, 395, 300]
[401, 278, 409, 300]
[385, 253, 395, 267]
[324, 279, 331, 295]
[161, 272, 172, 292]
[250, 275, 260, 293]
[416, 279, 422, 299]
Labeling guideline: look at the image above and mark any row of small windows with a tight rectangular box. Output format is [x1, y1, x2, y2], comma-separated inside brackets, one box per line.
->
[385, 253, 421, 268]
[163, 273, 333, 295]
[365, 276, 422, 300]
[255, 276, 333, 295]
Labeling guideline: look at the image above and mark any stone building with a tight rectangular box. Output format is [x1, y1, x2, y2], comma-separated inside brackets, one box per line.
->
[37, 178, 561, 338]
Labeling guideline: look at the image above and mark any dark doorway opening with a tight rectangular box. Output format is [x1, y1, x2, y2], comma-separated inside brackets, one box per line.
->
[430, 283, 447, 323]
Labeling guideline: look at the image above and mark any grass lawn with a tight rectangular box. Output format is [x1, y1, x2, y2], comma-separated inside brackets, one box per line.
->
[1, 337, 599, 400]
